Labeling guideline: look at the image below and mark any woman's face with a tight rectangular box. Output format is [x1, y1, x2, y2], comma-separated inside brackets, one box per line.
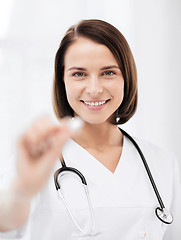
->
[63, 37, 124, 125]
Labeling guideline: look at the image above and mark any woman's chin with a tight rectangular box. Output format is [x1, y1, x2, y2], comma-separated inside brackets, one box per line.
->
[81, 117, 113, 126]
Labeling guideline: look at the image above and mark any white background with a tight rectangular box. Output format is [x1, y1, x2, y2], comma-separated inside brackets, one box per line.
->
[0, 0, 181, 175]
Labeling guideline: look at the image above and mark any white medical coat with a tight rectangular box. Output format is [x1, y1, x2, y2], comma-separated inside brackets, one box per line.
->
[0, 133, 181, 240]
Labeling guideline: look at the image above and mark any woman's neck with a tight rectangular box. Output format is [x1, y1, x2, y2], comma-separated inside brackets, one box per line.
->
[72, 121, 123, 151]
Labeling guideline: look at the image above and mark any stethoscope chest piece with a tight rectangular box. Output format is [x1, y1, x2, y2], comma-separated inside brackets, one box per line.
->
[155, 207, 173, 224]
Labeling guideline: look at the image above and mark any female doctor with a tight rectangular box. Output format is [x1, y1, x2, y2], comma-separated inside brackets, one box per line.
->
[0, 19, 181, 240]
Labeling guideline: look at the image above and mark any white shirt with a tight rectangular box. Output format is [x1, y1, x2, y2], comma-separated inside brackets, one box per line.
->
[0, 133, 181, 240]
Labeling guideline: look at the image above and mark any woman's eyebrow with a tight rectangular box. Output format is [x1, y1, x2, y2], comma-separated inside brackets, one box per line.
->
[68, 65, 120, 71]
[68, 67, 86, 71]
[100, 65, 120, 70]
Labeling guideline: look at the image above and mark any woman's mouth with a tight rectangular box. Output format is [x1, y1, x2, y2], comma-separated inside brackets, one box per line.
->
[80, 99, 110, 111]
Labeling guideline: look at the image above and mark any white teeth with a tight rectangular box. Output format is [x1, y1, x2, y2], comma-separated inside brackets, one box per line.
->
[84, 101, 106, 106]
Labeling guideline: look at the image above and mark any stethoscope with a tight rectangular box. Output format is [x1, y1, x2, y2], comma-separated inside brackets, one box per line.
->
[54, 128, 173, 236]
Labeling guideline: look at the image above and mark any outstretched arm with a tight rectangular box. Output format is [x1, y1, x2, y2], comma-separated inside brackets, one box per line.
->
[0, 116, 75, 232]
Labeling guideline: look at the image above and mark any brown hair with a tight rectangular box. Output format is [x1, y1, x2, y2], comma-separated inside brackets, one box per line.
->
[52, 19, 137, 125]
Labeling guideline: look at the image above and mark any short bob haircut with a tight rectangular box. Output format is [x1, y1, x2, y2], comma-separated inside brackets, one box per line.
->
[52, 19, 137, 125]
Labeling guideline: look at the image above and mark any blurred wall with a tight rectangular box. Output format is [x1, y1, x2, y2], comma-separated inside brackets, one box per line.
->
[0, 0, 181, 174]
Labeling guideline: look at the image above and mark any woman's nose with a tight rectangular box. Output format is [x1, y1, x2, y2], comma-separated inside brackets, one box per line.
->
[86, 76, 103, 97]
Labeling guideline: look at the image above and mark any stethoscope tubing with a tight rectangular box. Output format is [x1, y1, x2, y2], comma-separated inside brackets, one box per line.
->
[54, 163, 87, 191]
[54, 127, 173, 226]
[119, 128, 165, 209]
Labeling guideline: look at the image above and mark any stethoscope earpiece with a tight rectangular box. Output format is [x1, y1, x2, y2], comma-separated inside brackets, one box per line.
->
[155, 207, 173, 224]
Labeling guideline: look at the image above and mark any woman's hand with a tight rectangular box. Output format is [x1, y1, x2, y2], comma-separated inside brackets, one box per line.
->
[0, 116, 84, 232]
[13, 116, 73, 199]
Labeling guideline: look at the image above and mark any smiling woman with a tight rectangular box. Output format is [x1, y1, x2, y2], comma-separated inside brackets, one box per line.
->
[0, 19, 180, 240]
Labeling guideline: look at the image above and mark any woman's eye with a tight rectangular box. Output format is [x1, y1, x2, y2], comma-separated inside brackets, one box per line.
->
[72, 72, 85, 77]
[103, 71, 115, 76]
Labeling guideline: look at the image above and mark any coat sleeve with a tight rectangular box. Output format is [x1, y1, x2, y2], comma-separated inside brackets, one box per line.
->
[163, 154, 181, 240]
[0, 154, 39, 239]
